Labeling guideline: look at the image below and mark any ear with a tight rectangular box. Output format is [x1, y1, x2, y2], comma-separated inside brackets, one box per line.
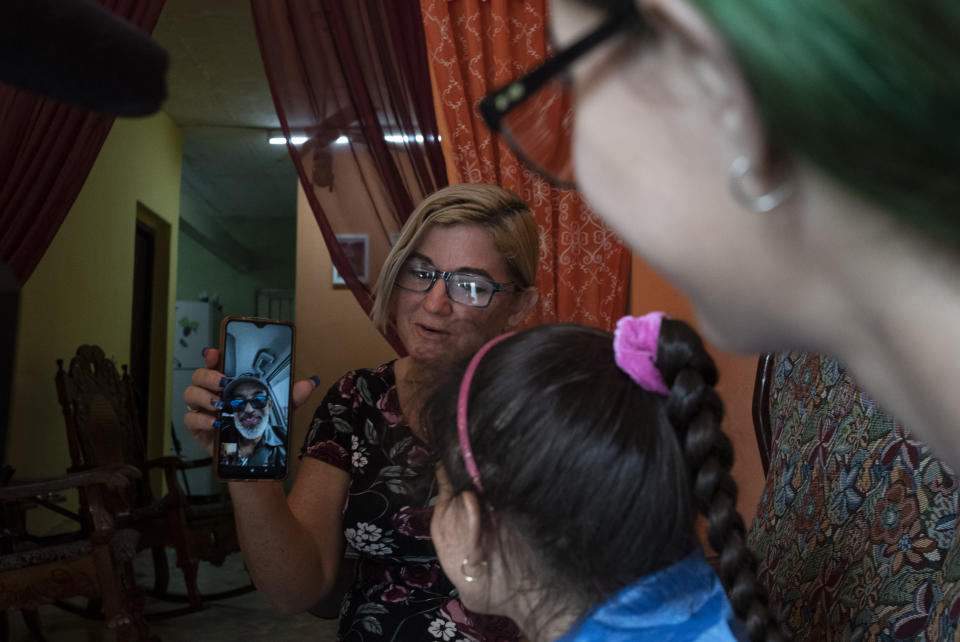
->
[458, 489, 487, 559]
[505, 287, 539, 331]
[639, 0, 787, 184]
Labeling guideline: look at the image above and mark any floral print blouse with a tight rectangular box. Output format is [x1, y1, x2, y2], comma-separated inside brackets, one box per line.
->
[303, 361, 521, 642]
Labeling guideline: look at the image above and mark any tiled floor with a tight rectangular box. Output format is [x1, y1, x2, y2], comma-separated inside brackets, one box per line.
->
[3, 550, 340, 641]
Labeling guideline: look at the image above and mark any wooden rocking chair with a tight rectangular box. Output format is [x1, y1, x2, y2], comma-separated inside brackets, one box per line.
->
[0, 464, 151, 641]
[55, 345, 251, 616]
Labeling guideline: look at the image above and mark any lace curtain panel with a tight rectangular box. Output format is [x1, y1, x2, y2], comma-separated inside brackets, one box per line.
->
[419, 0, 631, 329]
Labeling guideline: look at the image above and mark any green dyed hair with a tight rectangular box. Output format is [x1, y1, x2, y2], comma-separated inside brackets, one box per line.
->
[597, 0, 960, 243]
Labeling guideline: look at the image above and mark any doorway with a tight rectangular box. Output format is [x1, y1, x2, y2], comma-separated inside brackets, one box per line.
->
[131, 203, 172, 460]
[131, 219, 155, 441]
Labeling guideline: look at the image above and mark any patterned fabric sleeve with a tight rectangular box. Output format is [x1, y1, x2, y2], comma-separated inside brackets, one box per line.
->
[300, 371, 360, 474]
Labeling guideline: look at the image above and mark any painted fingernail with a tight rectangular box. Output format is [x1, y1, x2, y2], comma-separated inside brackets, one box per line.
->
[213, 400, 223, 409]
[310, 375, 321, 388]
[213, 420, 221, 429]
[219, 377, 228, 388]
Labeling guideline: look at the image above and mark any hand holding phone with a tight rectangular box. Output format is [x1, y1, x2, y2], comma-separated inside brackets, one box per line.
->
[216, 317, 295, 480]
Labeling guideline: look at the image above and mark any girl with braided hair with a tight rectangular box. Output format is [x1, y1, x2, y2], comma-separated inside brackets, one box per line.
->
[424, 314, 784, 642]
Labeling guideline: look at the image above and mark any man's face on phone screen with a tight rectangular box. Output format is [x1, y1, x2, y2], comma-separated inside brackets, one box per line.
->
[229, 382, 272, 441]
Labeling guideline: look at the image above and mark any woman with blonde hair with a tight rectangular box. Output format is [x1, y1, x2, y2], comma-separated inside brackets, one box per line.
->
[184, 183, 538, 640]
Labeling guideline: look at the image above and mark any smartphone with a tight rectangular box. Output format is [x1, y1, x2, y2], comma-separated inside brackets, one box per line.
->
[215, 316, 294, 480]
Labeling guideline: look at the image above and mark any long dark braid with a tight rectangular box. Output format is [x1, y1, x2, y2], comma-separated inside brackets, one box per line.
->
[657, 319, 785, 642]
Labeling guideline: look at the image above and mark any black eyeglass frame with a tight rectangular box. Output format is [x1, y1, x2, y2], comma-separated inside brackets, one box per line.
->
[478, 3, 643, 187]
[395, 264, 516, 309]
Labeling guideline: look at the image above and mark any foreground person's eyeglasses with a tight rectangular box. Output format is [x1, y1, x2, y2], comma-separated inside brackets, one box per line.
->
[396, 261, 515, 308]
[479, 3, 643, 188]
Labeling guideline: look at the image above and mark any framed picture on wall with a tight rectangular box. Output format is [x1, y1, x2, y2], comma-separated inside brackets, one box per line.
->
[332, 234, 370, 287]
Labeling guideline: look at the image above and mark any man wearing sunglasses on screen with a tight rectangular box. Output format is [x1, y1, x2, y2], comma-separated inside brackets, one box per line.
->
[219, 374, 286, 468]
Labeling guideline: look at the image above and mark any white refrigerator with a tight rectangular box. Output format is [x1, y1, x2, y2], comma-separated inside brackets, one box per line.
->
[171, 300, 222, 497]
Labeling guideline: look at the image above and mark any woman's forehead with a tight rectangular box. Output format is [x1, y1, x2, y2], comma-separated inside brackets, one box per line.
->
[412, 224, 506, 272]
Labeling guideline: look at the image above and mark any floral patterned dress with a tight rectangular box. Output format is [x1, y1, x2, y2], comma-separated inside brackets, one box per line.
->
[303, 361, 521, 642]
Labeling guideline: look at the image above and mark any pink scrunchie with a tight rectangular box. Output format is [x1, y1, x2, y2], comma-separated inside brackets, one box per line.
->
[613, 313, 670, 395]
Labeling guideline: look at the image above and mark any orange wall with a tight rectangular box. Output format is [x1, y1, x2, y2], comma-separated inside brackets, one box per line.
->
[630, 257, 765, 525]
[291, 184, 397, 480]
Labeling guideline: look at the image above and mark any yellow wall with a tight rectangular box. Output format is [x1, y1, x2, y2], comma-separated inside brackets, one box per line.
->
[291, 184, 396, 480]
[8, 113, 182, 509]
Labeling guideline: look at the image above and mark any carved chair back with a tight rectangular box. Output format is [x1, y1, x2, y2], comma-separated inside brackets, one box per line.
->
[55, 345, 153, 506]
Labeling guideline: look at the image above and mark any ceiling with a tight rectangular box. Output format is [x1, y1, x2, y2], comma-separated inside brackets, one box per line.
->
[151, 0, 298, 274]
[152, 0, 277, 129]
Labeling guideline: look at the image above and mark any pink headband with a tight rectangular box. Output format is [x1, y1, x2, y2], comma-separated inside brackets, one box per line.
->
[613, 313, 670, 395]
[456, 332, 515, 494]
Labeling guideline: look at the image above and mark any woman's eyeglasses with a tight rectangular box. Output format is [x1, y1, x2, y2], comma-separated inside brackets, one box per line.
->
[396, 260, 515, 308]
[479, 3, 643, 188]
[227, 395, 269, 411]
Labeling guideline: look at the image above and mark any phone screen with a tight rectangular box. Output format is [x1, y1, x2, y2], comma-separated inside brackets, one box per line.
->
[217, 317, 294, 480]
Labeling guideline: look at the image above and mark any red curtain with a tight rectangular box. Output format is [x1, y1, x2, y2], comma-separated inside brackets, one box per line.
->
[251, 0, 448, 353]
[420, 0, 630, 331]
[0, 0, 167, 285]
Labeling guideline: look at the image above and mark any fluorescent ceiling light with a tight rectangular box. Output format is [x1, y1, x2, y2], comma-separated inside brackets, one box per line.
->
[382, 133, 427, 144]
[267, 131, 307, 145]
[270, 131, 439, 146]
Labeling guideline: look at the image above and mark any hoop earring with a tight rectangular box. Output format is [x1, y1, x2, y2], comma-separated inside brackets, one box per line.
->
[461, 558, 488, 583]
[728, 156, 793, 213]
